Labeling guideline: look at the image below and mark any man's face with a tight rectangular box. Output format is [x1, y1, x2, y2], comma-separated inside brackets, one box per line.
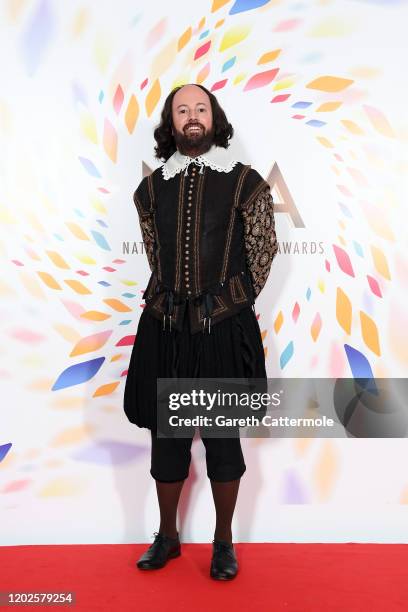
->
[171, 85, 214, 156]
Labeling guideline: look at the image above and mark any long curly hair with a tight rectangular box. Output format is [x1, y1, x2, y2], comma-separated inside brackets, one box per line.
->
[153, 84, 234, 161]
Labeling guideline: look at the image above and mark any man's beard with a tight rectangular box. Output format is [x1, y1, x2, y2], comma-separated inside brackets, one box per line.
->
[173, 123, 215, 157]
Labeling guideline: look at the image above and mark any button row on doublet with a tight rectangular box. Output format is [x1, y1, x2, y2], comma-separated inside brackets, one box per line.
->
[185, 168, 196, 295]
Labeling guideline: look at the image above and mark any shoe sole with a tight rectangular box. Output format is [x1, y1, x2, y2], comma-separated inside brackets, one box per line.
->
[210, 569, 238, 580]
[137, 549, 181, 570]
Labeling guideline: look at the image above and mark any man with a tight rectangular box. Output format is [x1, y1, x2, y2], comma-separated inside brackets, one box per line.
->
[124, 83, 278, 580]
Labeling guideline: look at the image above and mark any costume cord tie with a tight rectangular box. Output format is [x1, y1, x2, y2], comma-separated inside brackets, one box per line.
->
[183, 157, 205, 177]
[154, 281, 225, 333]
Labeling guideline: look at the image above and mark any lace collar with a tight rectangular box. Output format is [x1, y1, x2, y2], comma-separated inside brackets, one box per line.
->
[161, 144, 238, 180]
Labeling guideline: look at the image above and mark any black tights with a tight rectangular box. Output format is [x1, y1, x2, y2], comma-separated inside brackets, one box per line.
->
[156, 478, 241, 543]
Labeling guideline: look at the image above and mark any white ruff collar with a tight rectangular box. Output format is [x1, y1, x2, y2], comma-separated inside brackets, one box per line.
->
[161, 144, 238, 180]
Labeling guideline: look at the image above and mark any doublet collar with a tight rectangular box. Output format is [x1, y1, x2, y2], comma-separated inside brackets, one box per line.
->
[161, 144, 238, 180]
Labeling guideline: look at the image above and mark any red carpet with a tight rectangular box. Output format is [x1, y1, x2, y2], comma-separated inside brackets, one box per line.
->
[1, 543, 407, 611]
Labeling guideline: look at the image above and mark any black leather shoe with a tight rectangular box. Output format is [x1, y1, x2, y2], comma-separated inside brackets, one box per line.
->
[210, 539, 238, 580]
[136, 531, 181, 570]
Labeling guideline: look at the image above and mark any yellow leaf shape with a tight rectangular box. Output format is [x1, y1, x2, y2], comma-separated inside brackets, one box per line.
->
[20, 271, 47, 300]
[64, 279, 92, 295]
[50, 424, 96, 447]
[145, 79, 161, 117]
[307, 76, 354, 92]
[316, 101, 342, 112]
[26, 211, 46, 233]
[23, 449, 41, 460]
[178, 27, 192, 51]
[316, 136, 334, 148]
[51, 396, 85, 410]
[360, 202, 395, 242]
[120, 279, 138, 286]
[27, 378, 54, 391]
[37, 271, 62, 290]
[80, 110, 98, 144]
[371, 245, 391, 280]
[103, 118, 117, 163]
[74, 253, 96, 264]
[399, 486, 408, 504]
[151, 40, 177, 80]
[103, 298, 132, 312]
[70, 330, 112, 357]
[91, 200, 106, 215]
[0, 204, 17, 224]
[273, 78, 294, 91]
[309, 17, 355, 37]
[81, 310, 111, 321]
[39, 476, 86, 497]
[233, 73, 246, 85]
[389, 299, 408, 366]
[53, 323, 80, 343]
[125, 94, 139, 134]
[93, 381, 120, 397]
[310, 313, 322, 342]
[274, 311, 283, 334]
[211, 0, 230, 12]
[351, 67, 380, 78]
[360, 311, 381, 356]
[313, 441, 338, 502]
[0, 279, 15, 297]
[219, 25, 251, 52]
[94, 32, 111, 74]
[258, 49, 281, 64]
[71, 7, 89, 38]
[111, 353, 124, 362]
[46, 250, 70, 269]
[66, 222, 89, 240]
[197, 62, 210, 84]
[341, 119, 365, 135]
[336, 287, 352, 334]
[172, 75, 190, 89]
[7, 0, 26, 21]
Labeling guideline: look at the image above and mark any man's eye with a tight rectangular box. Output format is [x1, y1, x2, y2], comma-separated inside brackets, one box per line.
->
[199, 108, 206, 112]
[180, 109, 186, 114]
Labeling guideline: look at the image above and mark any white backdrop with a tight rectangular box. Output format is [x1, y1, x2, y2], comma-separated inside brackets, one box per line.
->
[1, 0, 407, 544]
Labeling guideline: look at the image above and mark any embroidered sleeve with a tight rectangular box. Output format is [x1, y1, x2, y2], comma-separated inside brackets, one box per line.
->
[241, 186, 278, 299]
[139, 215, 156, 272]
[133, 188, 156, 273]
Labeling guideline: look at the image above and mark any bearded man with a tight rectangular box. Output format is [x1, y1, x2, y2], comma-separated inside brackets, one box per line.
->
[124, 83, 278, 580]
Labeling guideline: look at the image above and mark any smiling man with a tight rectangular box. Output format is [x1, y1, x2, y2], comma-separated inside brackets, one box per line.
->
[171, 84, 215, 157]
[124, 83, 278, 581]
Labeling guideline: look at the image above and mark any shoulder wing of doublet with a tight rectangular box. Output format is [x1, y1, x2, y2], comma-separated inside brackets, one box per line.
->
[133, 175, 154, 218]
[239, 166, 270, 211]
